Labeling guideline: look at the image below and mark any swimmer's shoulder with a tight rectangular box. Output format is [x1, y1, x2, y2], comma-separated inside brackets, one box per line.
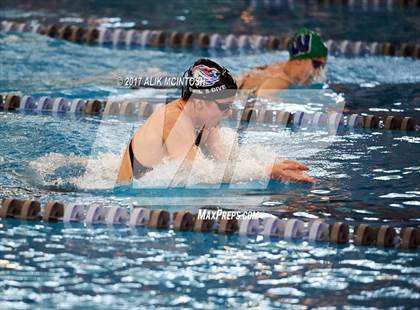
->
[144, 98, 192, 143]
[140, 99, 182, 123]
[135, 98, 189, 137]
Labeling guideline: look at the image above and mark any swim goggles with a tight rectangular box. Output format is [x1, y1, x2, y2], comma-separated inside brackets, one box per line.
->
[312, 59, 326, 69]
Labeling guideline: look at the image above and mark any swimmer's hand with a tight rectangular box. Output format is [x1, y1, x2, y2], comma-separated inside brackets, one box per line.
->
[267, 160, 315, 183]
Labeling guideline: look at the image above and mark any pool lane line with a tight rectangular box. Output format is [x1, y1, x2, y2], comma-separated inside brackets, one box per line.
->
[249, 0, 420, 10]
[234, 109, 419, 131]
[1, 93, 419, 131]
[1, 20, 420, 58]
[0, 198, 419, 250]
[317, 0, 420, 9]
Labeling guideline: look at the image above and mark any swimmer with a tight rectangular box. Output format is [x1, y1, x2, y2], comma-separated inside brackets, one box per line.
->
[237, 28, 328, 97]
[117, 58, 314, 184]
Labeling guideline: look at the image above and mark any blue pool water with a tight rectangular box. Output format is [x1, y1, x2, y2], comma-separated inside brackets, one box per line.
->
[1, 2, 420, 309]
[1, 0, 420, 43]
[0, 220, 419, 309]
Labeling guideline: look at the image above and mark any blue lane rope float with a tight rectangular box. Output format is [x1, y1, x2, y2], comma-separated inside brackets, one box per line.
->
[1, 94, 419, 131]
[0, 198, 419, 250]
[1, 20, 419, 58]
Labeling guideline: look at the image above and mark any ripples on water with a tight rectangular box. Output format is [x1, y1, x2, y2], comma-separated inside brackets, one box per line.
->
[1, 111, 419, 225]
[1, 32, 420, 116]
[1, 4, 420, 307]
[1, 110, 419, 308]
[0, 221, 419, 309]
[2, 0, 420, 42]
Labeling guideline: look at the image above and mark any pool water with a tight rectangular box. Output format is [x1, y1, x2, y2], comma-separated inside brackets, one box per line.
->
[1, 3, 420, 309]
[1, 0, 420, 43]
[1, 31, 419, 214]
[0, 220, 419, 309]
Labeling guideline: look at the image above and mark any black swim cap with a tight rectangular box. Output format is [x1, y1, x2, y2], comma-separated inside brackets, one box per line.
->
[181, 58, 237, 101]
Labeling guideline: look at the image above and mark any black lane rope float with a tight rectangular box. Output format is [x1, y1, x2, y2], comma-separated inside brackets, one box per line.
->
[0, 198, 419, 250]
[1, 93, 419, 131]
[1, 20, 419, 58]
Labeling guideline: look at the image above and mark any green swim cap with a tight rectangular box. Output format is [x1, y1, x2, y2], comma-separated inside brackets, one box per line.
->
[288, 28, 328, 60]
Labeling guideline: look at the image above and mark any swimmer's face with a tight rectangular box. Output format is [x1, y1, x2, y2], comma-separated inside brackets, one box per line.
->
[309, 57, 327, 84]
[199, 96, 234, 127]
[295, 57, 327, 85]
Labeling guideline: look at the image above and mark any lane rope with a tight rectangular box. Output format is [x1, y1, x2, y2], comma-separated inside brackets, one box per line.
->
[1, 93, 419, 131]
[1, 20, 419, 58]
[1, 198, 419, 250]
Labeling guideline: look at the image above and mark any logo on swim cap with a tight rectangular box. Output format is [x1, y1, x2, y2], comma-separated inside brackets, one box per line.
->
[288, 28, 328, 60]
[290, 34, 312, 57]
[191, 65, 220, 87]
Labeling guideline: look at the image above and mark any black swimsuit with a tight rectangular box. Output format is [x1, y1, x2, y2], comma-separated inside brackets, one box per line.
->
[129, 127, 204, 179]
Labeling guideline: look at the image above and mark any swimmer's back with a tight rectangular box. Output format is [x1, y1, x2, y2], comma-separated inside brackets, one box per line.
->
[237, 62, 292, 95]
[132, 99, 190, 167]
[117, 99, 190, 183]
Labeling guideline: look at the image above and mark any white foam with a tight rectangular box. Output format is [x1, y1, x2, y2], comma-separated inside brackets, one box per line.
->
[28, 127, 328, 191]
[27, 128, 274, 190]
[133, 128, 276, 188]
[29, 152, 121, 190]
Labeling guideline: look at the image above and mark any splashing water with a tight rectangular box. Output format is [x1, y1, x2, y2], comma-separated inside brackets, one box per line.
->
[29, 152, 121, 190]
[312, 67, 327, 84]
[26, 125, 342, 192]
[28, 128, 281, 191]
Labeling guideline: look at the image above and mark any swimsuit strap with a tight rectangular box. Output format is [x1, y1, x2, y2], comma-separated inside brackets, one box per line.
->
[129, 138, 152, 178]
[195, 127, 204, 146]
[128, 138, 135, 164]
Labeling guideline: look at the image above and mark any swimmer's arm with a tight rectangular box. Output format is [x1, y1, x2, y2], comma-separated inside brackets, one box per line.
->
[204, 127, 231, 161]
[256, 79, 290, 97]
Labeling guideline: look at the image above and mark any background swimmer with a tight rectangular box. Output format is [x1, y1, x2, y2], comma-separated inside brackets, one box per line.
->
[237, 28, 328, 97]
